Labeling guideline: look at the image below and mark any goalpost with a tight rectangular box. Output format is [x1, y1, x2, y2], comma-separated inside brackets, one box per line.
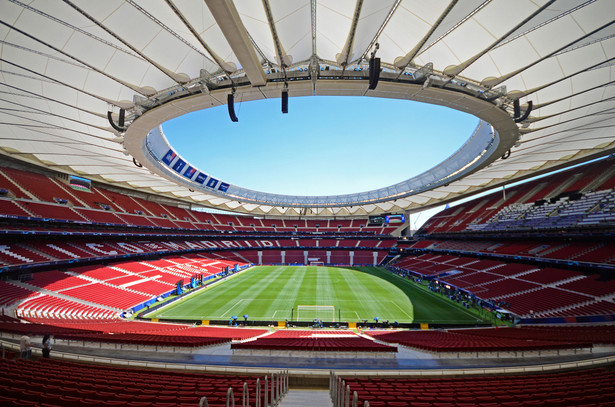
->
[296, 305, 335, 322]
[308, 261, 325, 267]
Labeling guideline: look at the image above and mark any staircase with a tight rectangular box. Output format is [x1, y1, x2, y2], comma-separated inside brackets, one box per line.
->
[278, 389, 333, 407]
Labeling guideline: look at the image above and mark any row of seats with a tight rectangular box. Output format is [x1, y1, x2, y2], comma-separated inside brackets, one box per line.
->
[469, 189, 615, 233]
[241, 249, 388, 266]
[3, 255, 245, 318]
[390, 253, 615, 318]
[366, 325, 615, 352]
[0, 165, 396, 234]
[0, 319, 267, 346]
[0, 358, 269, 407]
[232, 336, 396, 352]
[0, 238, 393, 267]
[16, 295, 118, 320]
[419, 157, 615, 235]
[343, 367, 615, 407]
[411, 238, 615, 264]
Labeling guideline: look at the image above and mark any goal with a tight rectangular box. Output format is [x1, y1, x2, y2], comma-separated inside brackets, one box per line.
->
[296, 305, 335, 322]
[309, 261, 325, 267]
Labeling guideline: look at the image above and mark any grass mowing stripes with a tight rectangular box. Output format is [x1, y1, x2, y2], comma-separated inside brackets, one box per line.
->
[148, 266, 486, 324]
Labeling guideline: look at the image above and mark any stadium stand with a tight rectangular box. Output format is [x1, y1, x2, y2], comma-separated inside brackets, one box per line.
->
[389, 158, 615, 322]
[1, 159, 615, 407]
[418, 158, 615, 235]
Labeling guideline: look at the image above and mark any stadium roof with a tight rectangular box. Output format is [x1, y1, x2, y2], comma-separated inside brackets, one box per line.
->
[1, 0, 614, 217]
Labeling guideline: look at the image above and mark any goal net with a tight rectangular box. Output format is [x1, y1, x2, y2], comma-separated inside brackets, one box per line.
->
[296, 305, 335, 322]
[309, 261, 325, 267]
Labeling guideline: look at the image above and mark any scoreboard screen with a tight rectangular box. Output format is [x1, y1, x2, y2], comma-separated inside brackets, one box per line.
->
[369, 214, 405, 225]
[69, 175, 91, 191]
[368, 215, 386, 226]
[386, 214, 405, 224]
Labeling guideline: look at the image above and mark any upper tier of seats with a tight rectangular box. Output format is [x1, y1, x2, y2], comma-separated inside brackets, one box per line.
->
[406, 239, 615, 264]
[0, 164, 398, 235]
[419, 157, 615, 235]
[0, 237, 393, 269]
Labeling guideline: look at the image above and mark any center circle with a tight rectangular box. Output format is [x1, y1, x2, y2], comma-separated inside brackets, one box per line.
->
[162, 96, 479, 197]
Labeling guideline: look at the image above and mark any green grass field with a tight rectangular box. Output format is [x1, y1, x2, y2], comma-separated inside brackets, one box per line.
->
[147, 266, 485, 324]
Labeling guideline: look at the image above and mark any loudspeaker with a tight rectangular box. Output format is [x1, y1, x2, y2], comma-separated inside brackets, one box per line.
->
[515, 101, 533, 123]
[227, 94, 238, 122]
[107, 111, 126, 132]
[281, 89, 288, 114]
[118, 108, 125, 128]
[513, 99, 521, 119]
[368, 57, 381, 90]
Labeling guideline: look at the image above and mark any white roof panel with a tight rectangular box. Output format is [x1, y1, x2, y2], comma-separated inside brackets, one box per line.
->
[0, 0, 613, 217]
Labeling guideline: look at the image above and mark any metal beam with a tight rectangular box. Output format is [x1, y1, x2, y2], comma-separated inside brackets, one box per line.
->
[482, 20, 615, 88]
[205, 0, 267, 86]
[360, 0, 402, 61]
[164, 0, 231, 74]
[336, 0, 364, 66]
[61, 0, 186, 88]
[443, 0, 556, 77]
[394, 0, 459, 71]
[262, 0, 290, 69]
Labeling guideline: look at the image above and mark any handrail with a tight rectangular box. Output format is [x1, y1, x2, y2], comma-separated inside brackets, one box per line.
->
[243, 382, 249, 407]
[199, 396, 210, 407]
[255, 378, 261, 407]
[344, 384, 350, 407]
[271, 372, 276, 406]
[352, 391, 358, 407]
[227, 387, 235, 407]
[264, 376, 269, 407]
[276, 371, 280, 402]
[329, 371, 334, 403]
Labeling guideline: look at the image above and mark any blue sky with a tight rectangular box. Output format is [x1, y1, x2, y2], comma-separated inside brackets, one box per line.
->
[163, 96, 478, 195]
[163, 95, 478, 228]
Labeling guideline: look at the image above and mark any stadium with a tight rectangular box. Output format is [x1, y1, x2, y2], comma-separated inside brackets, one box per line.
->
[1, 0, 615, 406]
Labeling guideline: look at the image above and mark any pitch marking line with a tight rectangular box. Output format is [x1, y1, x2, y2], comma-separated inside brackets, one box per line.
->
[420, 286, 481, 321]
[390, 301, 413, 320]
[220, 299, 244, 319]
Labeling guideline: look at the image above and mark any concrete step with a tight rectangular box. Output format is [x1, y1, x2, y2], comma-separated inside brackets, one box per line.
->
[278, 389, 333, 407]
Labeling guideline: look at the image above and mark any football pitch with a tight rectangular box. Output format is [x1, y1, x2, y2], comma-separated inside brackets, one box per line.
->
[148, 266, 484, 324]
